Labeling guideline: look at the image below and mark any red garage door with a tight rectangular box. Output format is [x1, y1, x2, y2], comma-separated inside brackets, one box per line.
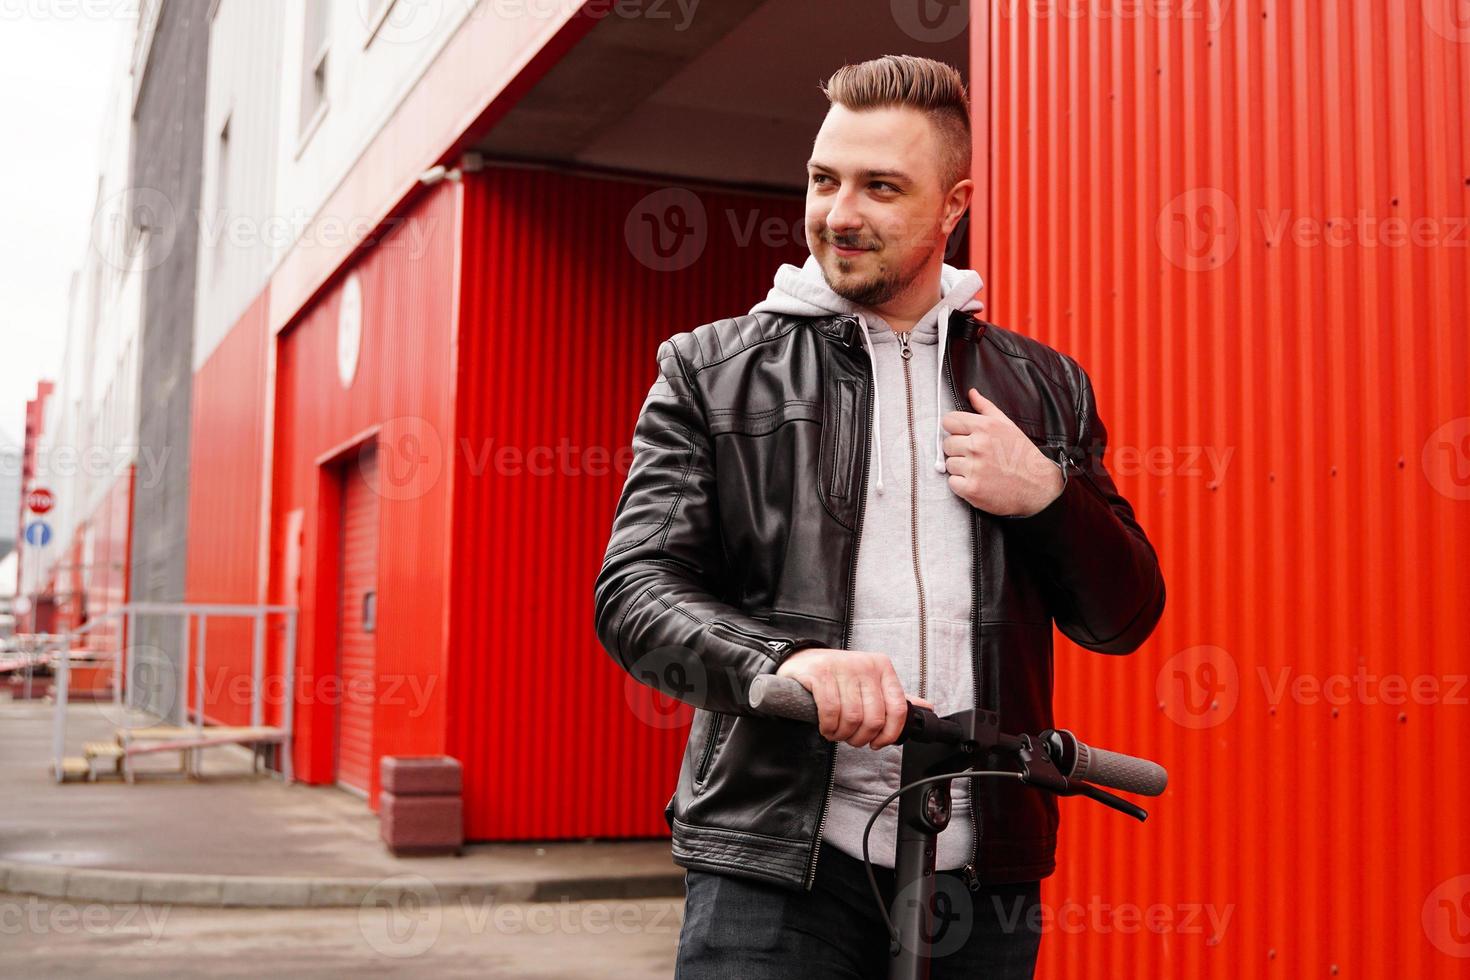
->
[336, 447, 379, 795]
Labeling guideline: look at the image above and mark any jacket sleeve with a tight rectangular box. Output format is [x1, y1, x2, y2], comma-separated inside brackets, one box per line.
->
[1004, 361, 1166, 653]
[594, 338, 827, 715]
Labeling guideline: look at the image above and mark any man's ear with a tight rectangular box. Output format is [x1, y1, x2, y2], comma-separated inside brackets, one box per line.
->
[943, 178, 974, 234]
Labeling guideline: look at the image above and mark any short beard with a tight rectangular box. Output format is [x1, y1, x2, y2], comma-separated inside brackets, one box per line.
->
[828, 257, 903, 308]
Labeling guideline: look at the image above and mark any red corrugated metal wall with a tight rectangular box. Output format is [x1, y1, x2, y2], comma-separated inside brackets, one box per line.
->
[450, 167, 809, 839]
[186, 288, 271, 726]
[80, 468, 134, 655]
[976, 2, 1470, 977]
[271, 181, 458, 799]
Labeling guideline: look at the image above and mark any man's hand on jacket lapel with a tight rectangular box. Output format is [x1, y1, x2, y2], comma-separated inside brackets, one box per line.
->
[941, 387, 1065, 517]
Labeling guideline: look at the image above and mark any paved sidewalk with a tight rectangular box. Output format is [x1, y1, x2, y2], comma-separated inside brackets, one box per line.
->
[0, 697, 683, 908]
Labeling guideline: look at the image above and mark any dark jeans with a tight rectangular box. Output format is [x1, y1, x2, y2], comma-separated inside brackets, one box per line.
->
[675, 844, 1043, 979]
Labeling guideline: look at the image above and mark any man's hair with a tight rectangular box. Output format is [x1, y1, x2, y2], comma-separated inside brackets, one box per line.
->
[820, 55, 972, 192]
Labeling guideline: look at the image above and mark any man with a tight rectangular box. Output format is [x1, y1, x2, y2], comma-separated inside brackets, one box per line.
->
[594, 55, 1164, 979]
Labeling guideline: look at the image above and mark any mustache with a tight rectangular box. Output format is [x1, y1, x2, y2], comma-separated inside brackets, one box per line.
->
[824, 233, 879, 250]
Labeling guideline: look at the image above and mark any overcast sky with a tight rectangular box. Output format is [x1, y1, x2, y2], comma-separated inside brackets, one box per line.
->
[0, 12, 132, 448]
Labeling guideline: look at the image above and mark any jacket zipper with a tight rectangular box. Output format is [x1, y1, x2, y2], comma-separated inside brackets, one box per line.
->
[942, 326, 984, 892]
[894, 330, 930, 698]
[804, 316, 870, 891]
[695, 713, 722, 784]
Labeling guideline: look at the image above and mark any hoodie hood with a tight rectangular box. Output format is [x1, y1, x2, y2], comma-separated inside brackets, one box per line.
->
[749, 253, 985, 494]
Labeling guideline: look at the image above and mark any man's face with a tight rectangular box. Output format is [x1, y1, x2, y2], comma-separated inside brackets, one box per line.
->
[805, 104, 967, 308]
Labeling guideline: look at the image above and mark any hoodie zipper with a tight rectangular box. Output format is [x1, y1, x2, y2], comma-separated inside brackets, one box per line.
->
[942, 327, 984, 892]
[894, 330, 930, 699]
[804, 316, 870, 891]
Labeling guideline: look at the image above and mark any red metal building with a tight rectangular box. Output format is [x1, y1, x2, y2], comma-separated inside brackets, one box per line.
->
[181, 3, 1468, 976]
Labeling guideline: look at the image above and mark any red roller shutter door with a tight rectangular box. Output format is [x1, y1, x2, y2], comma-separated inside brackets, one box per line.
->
[335, 448, 379, 795]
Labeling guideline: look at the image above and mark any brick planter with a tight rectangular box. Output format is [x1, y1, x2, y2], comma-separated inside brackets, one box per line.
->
[379, 756, 464, 857]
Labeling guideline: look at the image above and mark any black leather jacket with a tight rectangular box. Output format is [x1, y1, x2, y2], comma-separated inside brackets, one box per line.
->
[594, 309, 1165, 892]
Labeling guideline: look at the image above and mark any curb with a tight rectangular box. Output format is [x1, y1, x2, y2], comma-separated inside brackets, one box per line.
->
[0, 859, 686, 909]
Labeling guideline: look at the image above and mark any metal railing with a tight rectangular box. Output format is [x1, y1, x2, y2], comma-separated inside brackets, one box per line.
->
[43, 602, 298, 784]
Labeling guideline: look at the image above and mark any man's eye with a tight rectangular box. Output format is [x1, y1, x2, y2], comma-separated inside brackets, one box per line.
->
[873, 182, 897, 193]
[811, 174, 832, 186]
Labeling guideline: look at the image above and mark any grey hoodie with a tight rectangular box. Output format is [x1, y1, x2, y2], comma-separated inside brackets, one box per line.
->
[748, 254, 985, 871]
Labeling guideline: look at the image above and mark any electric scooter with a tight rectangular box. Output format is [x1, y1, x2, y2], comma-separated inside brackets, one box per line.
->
[748, 674, 1169, 980]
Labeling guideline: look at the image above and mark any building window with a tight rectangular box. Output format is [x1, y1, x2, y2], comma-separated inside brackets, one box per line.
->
[299, 0, 331, 143]
[216, 114, 231, 216]
[213, 114, 231, 271]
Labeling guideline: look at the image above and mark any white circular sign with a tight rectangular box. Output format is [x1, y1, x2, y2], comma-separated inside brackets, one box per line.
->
[338, 272, 363, 389]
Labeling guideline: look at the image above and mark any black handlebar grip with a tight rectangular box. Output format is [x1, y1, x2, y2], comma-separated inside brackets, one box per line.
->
[1067, 734, 1168, 797]
[748, 675, 819, 724]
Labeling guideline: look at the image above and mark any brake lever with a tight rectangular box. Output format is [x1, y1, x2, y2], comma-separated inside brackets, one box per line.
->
[1073, 782, 1148, 822]
[1015, 732, 1149, 822]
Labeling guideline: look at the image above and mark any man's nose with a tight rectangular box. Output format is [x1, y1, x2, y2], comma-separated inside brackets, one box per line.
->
[824, 187, 864, 235]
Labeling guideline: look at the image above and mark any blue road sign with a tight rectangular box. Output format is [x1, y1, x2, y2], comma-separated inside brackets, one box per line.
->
[24, 521, 52, 547]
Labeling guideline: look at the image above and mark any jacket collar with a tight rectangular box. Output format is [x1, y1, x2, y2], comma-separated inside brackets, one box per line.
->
[812, 311, 988, 347]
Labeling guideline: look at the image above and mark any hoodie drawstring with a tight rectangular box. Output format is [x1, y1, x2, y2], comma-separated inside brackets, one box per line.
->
[934, 305, 951, 475]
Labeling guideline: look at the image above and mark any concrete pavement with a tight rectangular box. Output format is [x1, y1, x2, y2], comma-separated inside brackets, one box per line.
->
[1, 696, 684, 909]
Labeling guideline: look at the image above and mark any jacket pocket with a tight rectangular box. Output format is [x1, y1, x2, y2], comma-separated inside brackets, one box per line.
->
[694, 711, 724, 786]
[821, 379, 861, 500]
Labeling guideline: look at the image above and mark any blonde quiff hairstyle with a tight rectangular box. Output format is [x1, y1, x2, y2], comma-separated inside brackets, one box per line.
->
[819, 55, 972, 192]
